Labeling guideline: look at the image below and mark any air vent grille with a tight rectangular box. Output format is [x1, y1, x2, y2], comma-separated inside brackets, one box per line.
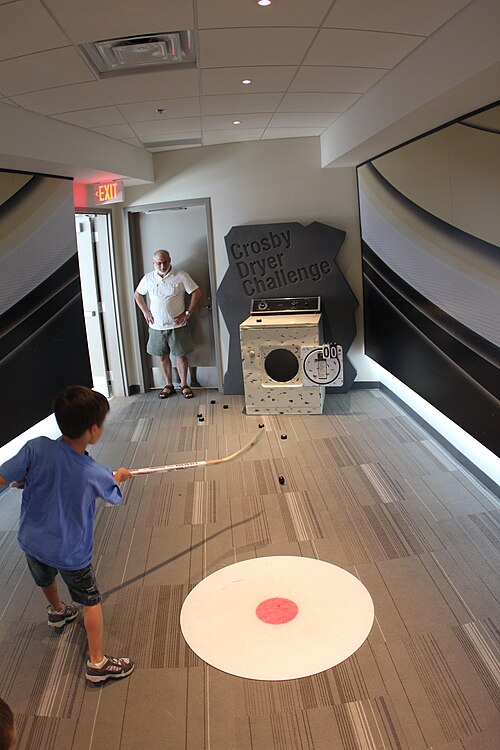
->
[143, 138, 202, 151]
[78, 31, 196, 77]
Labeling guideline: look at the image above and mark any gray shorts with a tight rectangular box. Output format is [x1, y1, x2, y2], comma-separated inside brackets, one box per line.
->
[147, 326, 193, 357]
[26, 554, 101, 606]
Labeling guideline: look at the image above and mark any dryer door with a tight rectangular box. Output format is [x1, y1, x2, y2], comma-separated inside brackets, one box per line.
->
[261, 344, 302, 386]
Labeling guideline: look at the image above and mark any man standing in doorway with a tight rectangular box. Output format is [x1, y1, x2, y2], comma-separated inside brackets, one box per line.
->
[134, 250, 202, 399]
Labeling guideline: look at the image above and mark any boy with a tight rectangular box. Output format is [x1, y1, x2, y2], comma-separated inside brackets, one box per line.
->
[0, 698, 15, 750]
[0, 385, 134, 684]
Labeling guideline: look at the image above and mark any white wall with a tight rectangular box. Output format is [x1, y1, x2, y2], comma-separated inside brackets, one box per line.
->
[120, 136, 377, 387]
[0, 100, 153, 183]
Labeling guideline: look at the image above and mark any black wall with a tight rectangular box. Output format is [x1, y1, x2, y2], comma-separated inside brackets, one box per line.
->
[0, 172, 92, 446]
[358, 110, 500, 458]
[217, 221, 358, 394]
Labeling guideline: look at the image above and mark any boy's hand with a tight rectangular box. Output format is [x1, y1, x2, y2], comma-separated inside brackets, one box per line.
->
[0, 475, 24, 488]
[114, 467, 132, 484]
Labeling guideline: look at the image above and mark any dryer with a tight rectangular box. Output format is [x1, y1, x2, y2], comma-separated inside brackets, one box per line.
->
[240, 297, 324, 414]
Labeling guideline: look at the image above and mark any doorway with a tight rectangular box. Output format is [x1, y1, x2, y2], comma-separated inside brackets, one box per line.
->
[127, 199, 222, 391]
[75, 212, 127, 397]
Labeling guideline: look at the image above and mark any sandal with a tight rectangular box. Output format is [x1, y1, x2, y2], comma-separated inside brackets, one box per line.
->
[158, 385, 175, 399]
[181, 386, 194, 399]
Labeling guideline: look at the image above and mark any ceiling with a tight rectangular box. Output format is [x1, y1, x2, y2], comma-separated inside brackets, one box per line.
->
[0, 0, 477, 154]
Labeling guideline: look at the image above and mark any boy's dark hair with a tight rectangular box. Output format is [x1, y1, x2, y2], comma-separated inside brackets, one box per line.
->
[0, 698, 15, 750]
[53, 386, 110, 439]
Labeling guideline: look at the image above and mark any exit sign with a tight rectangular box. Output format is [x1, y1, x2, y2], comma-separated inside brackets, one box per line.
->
[92, 180, 123, 205]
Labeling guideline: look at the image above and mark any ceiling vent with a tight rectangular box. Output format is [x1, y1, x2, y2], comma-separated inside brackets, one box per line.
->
[143, 138, 202, 152]
[78, 31, 196, 77]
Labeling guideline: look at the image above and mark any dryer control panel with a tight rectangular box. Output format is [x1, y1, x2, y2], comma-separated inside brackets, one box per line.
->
[250, 296, 320, 314]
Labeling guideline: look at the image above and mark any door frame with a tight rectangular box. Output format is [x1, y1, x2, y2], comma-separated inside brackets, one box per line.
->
[74, 208, 129, 397]
[125, 197, 223, 393]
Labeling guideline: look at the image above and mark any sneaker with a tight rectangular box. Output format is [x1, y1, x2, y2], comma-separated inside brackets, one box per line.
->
[47, 602, 79, 628]
[86, 655, 135, 684]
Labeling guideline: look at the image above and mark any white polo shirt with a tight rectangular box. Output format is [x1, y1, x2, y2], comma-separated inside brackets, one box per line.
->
[136, 267, 199, 330]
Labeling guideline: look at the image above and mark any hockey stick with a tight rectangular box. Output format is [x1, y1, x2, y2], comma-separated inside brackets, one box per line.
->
[129, 429, 264, 476]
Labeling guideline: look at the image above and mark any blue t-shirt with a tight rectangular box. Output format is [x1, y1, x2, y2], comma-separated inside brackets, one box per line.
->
[0, 436, 122, 570]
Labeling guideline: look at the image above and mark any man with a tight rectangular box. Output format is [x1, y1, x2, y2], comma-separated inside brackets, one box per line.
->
[134, 250, 202, 399]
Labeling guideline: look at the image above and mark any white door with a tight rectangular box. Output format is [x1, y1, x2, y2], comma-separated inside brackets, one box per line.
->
[75, 215, 110, 396]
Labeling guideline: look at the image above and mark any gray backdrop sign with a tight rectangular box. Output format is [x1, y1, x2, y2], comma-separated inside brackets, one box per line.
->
[217, 221, 358, 394]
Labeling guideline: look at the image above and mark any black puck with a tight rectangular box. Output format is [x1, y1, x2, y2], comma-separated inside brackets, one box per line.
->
[280, 434, 287, 440]
[278, 476, 285, 485]
[210, 400, 216, 404]
[258, 423, 265, 429]
[198, 417, 205, 422]
[223, 405, 229, 409]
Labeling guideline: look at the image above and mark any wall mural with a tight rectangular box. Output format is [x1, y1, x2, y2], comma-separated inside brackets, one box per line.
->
[217, 221, 358, 394]
[0, 171, 92, 446]
[358, 104, 500, 457]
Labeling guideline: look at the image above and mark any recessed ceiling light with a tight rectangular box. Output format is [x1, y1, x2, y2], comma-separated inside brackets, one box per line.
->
[233, 120, 241, 125]
[242, 79, 252, 85]
[258, 0, 271, 6]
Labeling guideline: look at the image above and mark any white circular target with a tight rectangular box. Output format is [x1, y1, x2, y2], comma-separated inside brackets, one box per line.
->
[180, 556, 374, 680]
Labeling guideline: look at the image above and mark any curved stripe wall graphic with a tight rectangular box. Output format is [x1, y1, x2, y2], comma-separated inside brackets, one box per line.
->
[358, 105, 500, 457]
[0, 172, 92, 447]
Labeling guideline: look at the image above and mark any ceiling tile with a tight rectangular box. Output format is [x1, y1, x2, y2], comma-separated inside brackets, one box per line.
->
[131, 118, 201, 138]
[100, 69, 199, 104]
[304, 28, 423, 68]
[119, 98, 200, 122]
[278, 92, 360, 113]
[269, 113, 340, 128]
[324, 0, 471, 37]
[197, 0, 332, 28]
[290, 66, 387, 93]
[44, 0, 194, 44]
[202, 114, 272, 131]
[203, 129, 265, 145]
[122, 137, 144, 148]
[0, 0, 482, 161]
[11, 82, 113, 115]
[54, 107, 125, 128]
[0, 48, 95, 96]
[199, 28, 316, 68]
[92, 123, 137, 139]
[201, 66, 297, 96]
[201, 93, 282, 116]
[262, 128, 324, 139]
[0, 0, 68, 61]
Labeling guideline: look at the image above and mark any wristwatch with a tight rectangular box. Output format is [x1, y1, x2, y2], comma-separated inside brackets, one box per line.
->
[185, 310, 191, 317]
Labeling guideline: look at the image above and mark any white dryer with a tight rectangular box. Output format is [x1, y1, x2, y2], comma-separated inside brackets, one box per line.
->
[240, 297, 324, 414]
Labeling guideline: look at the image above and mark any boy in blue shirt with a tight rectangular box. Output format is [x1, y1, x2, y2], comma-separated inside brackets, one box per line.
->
[0, 385, 134, 684]
[0, 697, 16, 750]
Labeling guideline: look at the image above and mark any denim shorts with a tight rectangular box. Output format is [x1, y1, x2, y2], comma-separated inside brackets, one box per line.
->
[147, 325, 193, 357]
[25, 554, 101, 606]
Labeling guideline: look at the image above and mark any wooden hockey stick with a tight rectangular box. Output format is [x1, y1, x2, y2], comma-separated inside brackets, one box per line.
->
[129, 429, 264, 476]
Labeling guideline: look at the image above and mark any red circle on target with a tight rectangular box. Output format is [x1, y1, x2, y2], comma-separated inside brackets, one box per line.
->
[256, 597, 298, 624]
